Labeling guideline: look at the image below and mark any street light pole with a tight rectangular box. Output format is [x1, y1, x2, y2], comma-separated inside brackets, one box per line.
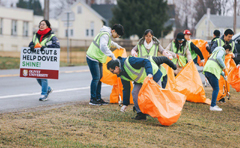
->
[44, 0, 49, 20]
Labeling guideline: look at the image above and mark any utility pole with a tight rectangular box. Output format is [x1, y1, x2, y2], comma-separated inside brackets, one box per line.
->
[67, 12, 70, 64]
[233, 0, 237, 33]
[44, 0, 49, 20]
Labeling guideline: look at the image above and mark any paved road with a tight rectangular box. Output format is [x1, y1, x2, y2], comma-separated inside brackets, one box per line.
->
[0, 66, 112, 113]
[0, 65, 206, 113]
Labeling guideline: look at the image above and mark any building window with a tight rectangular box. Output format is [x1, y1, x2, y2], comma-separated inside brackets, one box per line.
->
[77, 6, 82, 14]
[90, 22, 94, 37]
[70, 29, 74, 37]
[202, 30, 204, 36]
[91, 29, 94, 36]
[23, 21, 28, 37]
[65, 29, 68, 37]
[205, 20, 208, 25]
[0, 18, 2, 35]
[11, 20, 17, 36]
[86, 29, 89, 36]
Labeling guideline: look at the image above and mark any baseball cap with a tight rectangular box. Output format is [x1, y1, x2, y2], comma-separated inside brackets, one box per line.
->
[183, 29, 192, 35]
[176, 32, 185, 41]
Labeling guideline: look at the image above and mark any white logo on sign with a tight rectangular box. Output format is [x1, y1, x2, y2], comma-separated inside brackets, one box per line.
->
[23, 70, 28, 76]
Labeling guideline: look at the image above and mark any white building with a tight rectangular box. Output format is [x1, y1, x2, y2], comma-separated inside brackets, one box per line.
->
[0, 0, 106, 51]
[0, 6, 33, 51]
[57, 0, 106, 40]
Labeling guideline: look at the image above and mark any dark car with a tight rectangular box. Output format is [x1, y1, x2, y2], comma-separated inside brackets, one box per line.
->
[208, 33, 240, 64]
[232, 33, 240, 64]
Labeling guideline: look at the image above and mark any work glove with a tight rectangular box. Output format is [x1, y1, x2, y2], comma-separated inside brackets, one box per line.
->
[117, 45, 123, 50]
[224, 75, 228, 81]
[201, 59, 205, 63]
[29, 45, 35, 52]
[173, 53, 177, 59]
[40, 46, 46, 52]
[147, 74, 153, 79]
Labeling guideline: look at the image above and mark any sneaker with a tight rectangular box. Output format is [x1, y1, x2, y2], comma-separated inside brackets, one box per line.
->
[210, 105, 222, 111]
[132, 112, 146, 120]
[98, 98, 109, 105]
[47, 88, 53, 96]
[89, 99, 102, 106]
[39, 95, 48, 101]
[219, 98, 226, 103]
[120, 105, 127, 112]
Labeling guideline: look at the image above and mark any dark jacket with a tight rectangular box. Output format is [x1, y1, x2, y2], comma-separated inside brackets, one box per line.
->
[152, 56, 177, 70]
[118, 57, 161, 105]
[190, 42, 204, 60]
[206, 37, 219, 53]
[210, 35, 236, 53]
[29, 30, 60, 48]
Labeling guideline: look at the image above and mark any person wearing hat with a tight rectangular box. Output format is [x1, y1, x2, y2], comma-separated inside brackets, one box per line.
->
[203, 44, 232, 111]
[131, 29, 175, 88]
[183, 29, 205, 65]
[210, 29, 236, 57]
[86, 24, 124, 106]
[206, 30, 221, 53]
[165, 32, 192, 75]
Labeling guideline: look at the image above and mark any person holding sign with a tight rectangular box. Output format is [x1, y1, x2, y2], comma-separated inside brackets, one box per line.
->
[28, 20, 60, 101]
[86, 24, 124, 106]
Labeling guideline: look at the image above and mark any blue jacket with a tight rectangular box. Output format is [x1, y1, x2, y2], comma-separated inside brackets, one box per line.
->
[29, 30, 60, 48]
[118, 57, 162, 105]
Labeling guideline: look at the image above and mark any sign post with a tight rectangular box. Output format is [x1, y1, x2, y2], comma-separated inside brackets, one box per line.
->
[20, 47, 60, 79]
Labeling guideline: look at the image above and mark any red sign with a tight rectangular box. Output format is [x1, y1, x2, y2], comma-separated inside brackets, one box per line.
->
[20, 68, 59, 79]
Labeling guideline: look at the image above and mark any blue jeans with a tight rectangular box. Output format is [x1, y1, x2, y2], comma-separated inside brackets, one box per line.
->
[204, 72, 219, 107]
[86, 57, 102, 100]
[36, 79, 51, 96]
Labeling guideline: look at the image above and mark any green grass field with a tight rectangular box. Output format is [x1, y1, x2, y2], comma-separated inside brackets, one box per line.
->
[0, 87, 239, 147]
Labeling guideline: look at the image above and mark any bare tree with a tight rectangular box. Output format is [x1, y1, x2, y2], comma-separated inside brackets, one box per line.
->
[0, 0, 7, 6]
[50, 0, 77, 18]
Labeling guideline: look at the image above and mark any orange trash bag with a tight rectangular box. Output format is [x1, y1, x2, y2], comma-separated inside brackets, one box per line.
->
[217, 54, 236, 100]
[110, 78, 134, 104]
[101, 48, 133, 104]
[165, 60, 211, 104]
[138, 78, 186, 126]
[162, 64, 176, 90]
[228, 66, 240, 92]
[34, 43, 42, 48]
[191, 39, 209, 66]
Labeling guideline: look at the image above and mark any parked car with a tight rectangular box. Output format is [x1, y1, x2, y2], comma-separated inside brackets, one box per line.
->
[232, 32, 240, 64]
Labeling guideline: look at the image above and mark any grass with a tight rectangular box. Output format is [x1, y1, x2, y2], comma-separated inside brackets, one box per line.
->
[0, 88, 239, 147]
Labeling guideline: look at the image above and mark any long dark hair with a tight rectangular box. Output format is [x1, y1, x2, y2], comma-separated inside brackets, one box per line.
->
[143, 29, 154, 38]
[174, 38, 187, 53]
